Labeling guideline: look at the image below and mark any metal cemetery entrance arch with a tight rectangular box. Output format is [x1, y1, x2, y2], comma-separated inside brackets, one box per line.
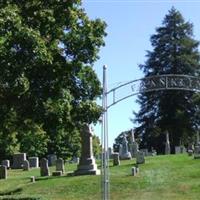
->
[101, 65, 200, 200]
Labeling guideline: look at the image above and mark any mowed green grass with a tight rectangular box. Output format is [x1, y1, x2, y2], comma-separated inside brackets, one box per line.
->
[0, 154, 200, 200]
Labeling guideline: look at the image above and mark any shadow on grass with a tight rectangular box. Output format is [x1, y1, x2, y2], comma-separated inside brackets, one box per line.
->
[0, 188, 22, 196]
[35, 172, 76, 182]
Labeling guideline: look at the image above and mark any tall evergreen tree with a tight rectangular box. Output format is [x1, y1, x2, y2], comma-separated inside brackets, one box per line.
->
[0, 1, 106, 159]
[134, 8, 200, 153]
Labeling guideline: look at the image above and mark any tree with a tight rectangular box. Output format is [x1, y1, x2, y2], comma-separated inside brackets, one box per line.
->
[0, 1, 106, 159]
[92, 134, 101, 158]
[134, 8, 200, 153]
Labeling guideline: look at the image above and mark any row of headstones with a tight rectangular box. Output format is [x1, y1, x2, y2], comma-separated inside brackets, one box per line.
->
[165, 130, 200, 159]
[40, 158, 65, 177]
[1, 153, 59, 170]
[169, 144, 200, 159]
[112, 151, 145, 167]
[0, 157, 65, 180]
[117, 132, 157, 161]
[1, 156, 39, 170]
[187, 144, 200, 159]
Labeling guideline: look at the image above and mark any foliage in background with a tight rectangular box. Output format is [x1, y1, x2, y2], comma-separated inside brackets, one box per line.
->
[133, 7, 200, 153]
[92, 134, 101, 158]
[0, 1, 106, 159]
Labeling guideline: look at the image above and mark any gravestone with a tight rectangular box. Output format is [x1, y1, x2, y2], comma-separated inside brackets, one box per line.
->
[113, 153, 120, 166]
[188, 143, 194, 152]
[75, 124, 100, 175]
[28, 157, 39, 168]
[188, 149, 193, 156]
[119, 134, 132, 160]
[40, 158, 50, 176]
[180, 146, 186, 153]
[175, 146, 181, 154]
[165, 131, 171, 155]
[194, 146, 200, 159]
[136, 151, 145, 164]
[150, 148, 157, 156]
[30, 176, 35, 183]
[140, 148, 148, 156]
[56, 158, 65, 174]
[47, 154, 57, 166]
[12, 153, 26, 169]
[131, 167, 137, 176]
[23, 160, 30, 171]
[108, 147, 113, 159]
[1, 160, 10, 169]
[130, 129, 139, 157]
[0, 165, 7, 179]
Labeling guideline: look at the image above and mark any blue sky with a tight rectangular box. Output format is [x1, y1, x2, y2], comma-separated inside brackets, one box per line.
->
[82, 0, 200, 147]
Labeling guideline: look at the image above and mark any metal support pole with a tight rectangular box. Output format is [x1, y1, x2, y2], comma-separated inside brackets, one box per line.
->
[102, 65, 109, 200]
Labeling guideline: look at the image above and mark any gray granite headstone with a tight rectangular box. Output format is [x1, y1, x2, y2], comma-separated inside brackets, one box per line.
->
[175, 146, 181, 154]
[194, 146, 200, 159]
[40, 158, 50, 176]
[28, 157, 39, 168]
[136, 151, 145, 164]
[1, 160, 10, 169]
[23, 160, 30, 171]
[113, 153, 120, 166]
[12, 153, 26, 169]
[119, 134, 132, 160]
[108, 147, 113, 159]
[56, 158, 65, 174]
[0, 165, 7, 179]
[75, 124, 100, 175]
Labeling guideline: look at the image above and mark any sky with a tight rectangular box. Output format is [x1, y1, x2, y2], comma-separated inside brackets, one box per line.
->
[82, 0, 200, 147]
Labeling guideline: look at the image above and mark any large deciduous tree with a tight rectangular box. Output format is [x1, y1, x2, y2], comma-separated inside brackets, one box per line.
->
[134, 8, 200, 153]
[0, 1, 106, 159]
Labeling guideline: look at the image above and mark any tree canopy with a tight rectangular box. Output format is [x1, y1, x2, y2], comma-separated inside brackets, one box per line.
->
[134, 8, 200, 153]
[0, 0, 106, 159]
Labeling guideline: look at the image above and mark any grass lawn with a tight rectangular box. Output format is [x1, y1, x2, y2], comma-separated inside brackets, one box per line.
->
[0, 154, 200, 200]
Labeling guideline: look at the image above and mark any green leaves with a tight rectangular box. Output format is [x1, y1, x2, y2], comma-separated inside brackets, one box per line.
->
[0, 1, 106, 159]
